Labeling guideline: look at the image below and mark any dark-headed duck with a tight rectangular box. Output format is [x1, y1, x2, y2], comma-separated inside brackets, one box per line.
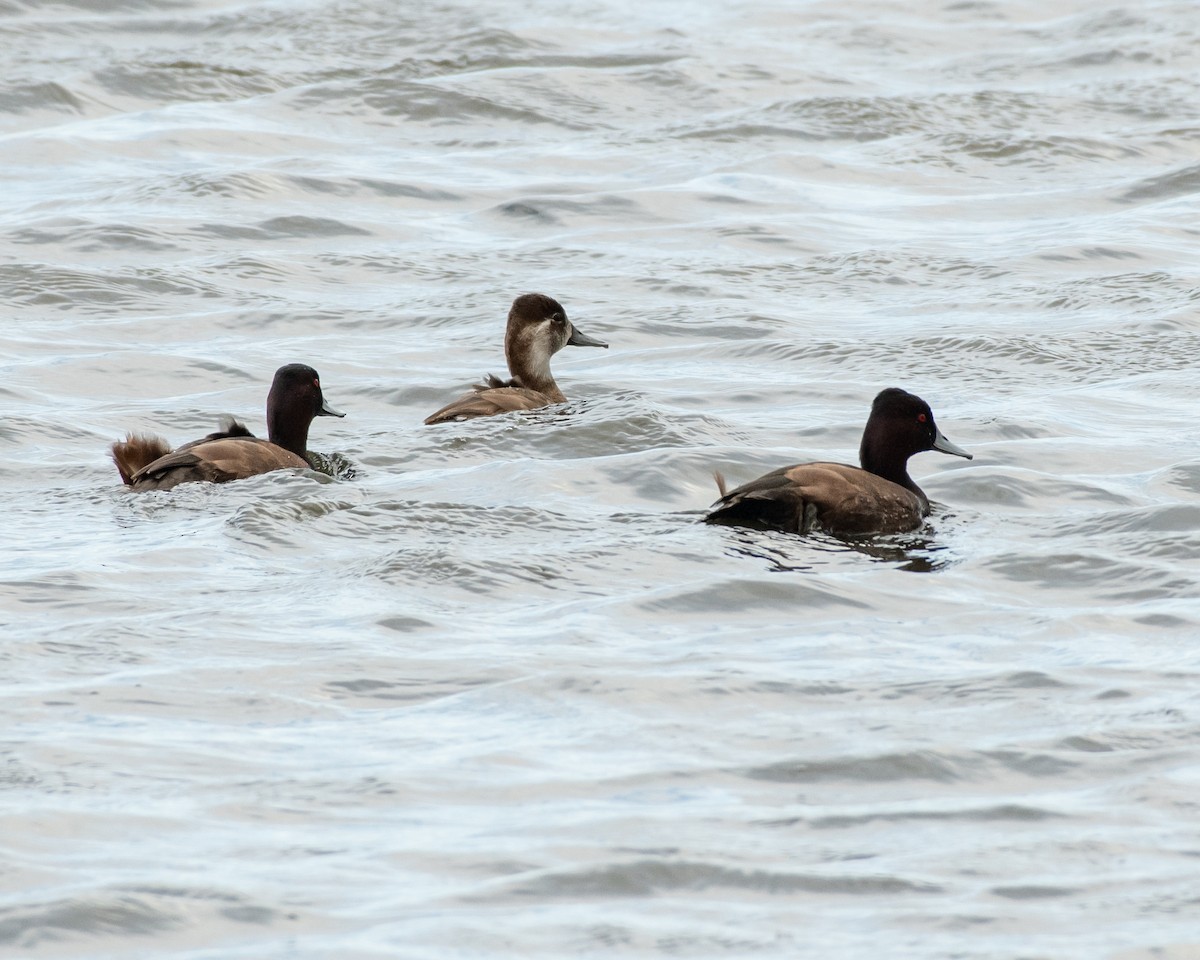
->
[112, 363, 345, 492]
[705, 387, 972, 536]
[424, 293, 607, 424]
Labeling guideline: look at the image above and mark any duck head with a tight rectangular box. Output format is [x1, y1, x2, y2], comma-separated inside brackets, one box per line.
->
[859, 387, 971, 490]
[504, 293, 607, 389]
[266, 363, 345, 457]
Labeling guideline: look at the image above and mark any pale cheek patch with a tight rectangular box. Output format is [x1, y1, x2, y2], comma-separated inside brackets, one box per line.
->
[525, 324, 555, 380]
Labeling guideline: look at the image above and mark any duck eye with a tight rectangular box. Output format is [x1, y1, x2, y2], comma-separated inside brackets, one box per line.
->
[314, 379, 320, 388]
[917, 413, 927, 423]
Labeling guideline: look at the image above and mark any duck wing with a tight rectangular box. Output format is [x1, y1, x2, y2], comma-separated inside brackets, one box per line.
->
[423, 378, 555, 424]
[112, 418, 257, 486]
[129, 437, 308, 491]
[706, 462, 925, 536]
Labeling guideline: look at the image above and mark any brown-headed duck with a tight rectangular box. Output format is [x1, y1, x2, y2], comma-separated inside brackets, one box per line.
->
[112, 363, 344, 492]
[423, 293, 607, 424]
[705, 387, 972, 536]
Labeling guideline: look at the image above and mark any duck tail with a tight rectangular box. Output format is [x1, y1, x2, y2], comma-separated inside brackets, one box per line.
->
[111, 433, 172, 485]
[713, 470, 728, 498]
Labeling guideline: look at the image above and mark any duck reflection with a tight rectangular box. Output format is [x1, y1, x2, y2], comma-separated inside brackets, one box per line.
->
[716, 519, 955, 573]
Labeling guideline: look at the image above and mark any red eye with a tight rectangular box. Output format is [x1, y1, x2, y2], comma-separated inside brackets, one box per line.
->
[917, 413, 927, 423]
[314, 379, 320, 388]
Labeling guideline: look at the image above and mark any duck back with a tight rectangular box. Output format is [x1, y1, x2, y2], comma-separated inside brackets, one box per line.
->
[126, 435, 308, 491]
[423, 375, 557, 424]
[707, 462, 927, 536]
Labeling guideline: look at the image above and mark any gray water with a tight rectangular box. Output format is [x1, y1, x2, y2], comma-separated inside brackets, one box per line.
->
[3, 0, 1200, 957]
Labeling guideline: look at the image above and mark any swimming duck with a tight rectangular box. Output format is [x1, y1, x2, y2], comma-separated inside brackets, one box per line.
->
[112, 363, 345, 492]
[424, 293, 607, 424]
[705, 387, 972, 536]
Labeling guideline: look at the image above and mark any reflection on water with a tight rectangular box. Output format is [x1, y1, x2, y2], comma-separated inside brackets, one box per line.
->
[715, 521, 955, 573]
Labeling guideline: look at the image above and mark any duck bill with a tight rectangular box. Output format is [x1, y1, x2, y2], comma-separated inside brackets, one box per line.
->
[933, 427, 971, 460]
[566, 325, 608, 348]
[318, 397, 346, 418]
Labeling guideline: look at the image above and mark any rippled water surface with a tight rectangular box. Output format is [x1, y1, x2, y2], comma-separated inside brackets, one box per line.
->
[3, 0, 1200, 957]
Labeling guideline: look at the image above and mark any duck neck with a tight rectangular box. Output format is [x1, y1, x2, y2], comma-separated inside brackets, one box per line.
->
[859, 433, 926, 505]
[506, 333, 564, 401]
[266, 408, 311, 461]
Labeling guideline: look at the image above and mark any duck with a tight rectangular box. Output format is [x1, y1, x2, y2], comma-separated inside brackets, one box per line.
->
[705, 387, 972, 536]
[112, 363, 345, 492]
[424, 293, 607, 424]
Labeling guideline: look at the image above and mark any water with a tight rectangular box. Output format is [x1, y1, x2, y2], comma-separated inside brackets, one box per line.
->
[3, 0, 1200, 957]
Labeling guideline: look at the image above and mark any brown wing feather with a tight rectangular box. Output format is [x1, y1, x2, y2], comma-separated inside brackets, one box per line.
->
[424, 385, 555, 424]
[113, 418, 257, 486]
[706, 464, 816, 533]
[129, 438, 308, 491]
[706, 462, 926, 536]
